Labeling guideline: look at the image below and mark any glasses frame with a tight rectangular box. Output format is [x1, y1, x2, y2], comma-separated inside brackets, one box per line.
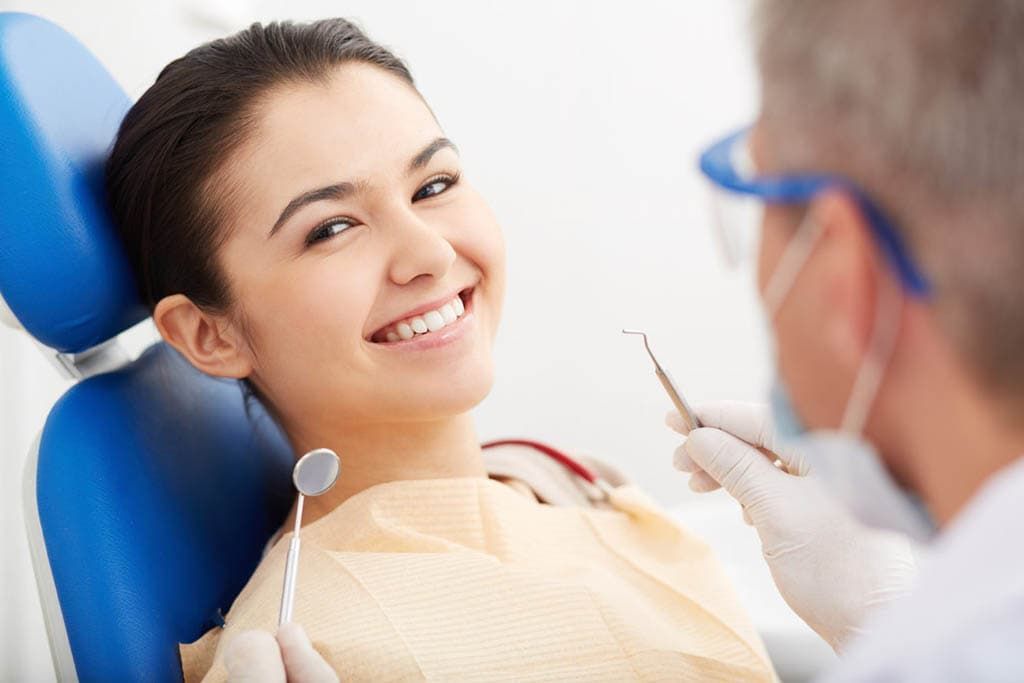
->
[698, 127, 931, 297]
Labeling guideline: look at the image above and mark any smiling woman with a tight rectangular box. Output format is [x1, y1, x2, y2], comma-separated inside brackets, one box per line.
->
[105, 18, 776, 682]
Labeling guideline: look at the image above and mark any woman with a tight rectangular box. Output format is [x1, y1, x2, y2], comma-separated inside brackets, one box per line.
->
[106, 18, 775, 682]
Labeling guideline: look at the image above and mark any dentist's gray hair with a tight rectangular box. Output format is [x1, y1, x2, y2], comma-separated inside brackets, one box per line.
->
[753, 0, 1024, 401]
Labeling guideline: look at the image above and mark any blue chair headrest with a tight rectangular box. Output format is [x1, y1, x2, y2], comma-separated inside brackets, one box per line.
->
[38, 342, 293, 680]
[0, 12, 147, 353]
[3, 15, 295, 679]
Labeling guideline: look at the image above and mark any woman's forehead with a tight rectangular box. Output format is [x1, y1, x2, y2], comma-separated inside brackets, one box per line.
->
[215, 63, 446, 239]
[249, 63, 440, 170]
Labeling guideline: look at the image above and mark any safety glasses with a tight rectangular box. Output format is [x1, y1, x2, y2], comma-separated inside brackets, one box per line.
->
[698, 127, 931, 297]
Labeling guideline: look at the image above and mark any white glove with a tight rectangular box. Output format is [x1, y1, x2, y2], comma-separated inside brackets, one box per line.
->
[224, 622, 339, 683]
[667, 401, 919, 652]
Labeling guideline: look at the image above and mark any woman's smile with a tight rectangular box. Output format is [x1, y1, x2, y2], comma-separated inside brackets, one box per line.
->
[367, 286, 478, 353]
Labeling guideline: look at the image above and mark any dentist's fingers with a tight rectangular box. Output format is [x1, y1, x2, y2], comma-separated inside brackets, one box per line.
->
[672, 443, 698, 472]
[688, 470, 722, 493]
[692, 401, 777, 451]
[665, 410, 694, 436]
[673, 403, 810, 476]
[673, 444, 723, 492]
[277, 622, 339, 683]
[224, 630, 286, 683]
[682, 427, 787, 507]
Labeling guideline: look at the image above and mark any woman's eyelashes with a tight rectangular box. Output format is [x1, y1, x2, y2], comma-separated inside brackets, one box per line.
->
[303, 172, 461, 247]
[413, 171, 460, 202]
[305, 217, 355, 246]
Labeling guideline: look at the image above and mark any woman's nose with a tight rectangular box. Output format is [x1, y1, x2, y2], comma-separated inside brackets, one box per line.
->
[386, 209, 457, 286]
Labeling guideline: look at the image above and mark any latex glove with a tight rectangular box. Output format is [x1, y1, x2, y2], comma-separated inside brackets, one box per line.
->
[667, 401, 919, 652]
[224, 622, 339, 683]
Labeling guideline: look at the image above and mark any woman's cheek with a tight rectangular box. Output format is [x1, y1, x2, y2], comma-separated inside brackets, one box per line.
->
[254, 267, 358, 358]
[299, 270, 370, 341]
[464, 202, 506, 278]
[470, 226, 507, 341]
[483, 223, 508, 319]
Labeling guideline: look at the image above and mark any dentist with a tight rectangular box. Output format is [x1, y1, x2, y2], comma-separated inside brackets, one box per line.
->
[669, 0, 1024, 680]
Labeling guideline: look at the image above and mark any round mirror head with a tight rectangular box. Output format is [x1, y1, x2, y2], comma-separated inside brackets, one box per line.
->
[292, 448, 340, 496]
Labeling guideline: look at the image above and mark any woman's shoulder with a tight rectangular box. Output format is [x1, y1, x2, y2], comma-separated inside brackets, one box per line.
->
[178, 542, 290, 682]
[180, 538, 396, 682]
[183, 533, 446, 682]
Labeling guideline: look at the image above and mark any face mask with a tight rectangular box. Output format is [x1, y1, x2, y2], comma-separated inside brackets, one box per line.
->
[762, 213, 937, 541]
[769, 379, 936, 540]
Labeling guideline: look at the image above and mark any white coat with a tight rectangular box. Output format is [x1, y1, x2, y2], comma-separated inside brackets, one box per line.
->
[820, 458, 1024, 682]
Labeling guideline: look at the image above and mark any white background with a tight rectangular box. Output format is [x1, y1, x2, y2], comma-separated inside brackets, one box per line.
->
[1, 1, 831, 680]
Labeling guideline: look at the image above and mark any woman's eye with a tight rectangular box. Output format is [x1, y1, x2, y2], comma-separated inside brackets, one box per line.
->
[305, 218, 354, 246]
[413, 173, 460, 202]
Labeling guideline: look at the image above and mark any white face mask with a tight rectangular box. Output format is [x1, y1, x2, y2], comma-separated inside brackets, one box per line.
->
[763, 213, 937, 541]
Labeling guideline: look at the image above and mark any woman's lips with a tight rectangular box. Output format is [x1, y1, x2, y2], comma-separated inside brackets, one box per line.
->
[369, 288, 476, 347]
[368, 287, 471, 341]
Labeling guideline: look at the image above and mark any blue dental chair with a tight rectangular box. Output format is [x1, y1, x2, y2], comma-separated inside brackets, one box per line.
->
[0, 12, 294, 681]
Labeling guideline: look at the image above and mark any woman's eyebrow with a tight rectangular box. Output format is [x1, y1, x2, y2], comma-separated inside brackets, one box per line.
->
[408, 137, 458, 173]
[268, 138, 458, 239]
[269, 181, 360, 238]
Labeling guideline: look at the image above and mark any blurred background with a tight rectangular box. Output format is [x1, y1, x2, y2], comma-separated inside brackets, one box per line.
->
[0, 0, 834, 679]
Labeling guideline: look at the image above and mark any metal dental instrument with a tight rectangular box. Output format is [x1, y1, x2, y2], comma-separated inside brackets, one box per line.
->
[622, 329, 702, 434]
[279, 447, 341, 626]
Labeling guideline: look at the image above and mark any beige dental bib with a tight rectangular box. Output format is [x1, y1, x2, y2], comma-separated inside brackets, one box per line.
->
[181, 471, 775, 681]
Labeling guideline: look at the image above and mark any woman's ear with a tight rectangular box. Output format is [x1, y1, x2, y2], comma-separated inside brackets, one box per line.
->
[152, 294, 253, 379]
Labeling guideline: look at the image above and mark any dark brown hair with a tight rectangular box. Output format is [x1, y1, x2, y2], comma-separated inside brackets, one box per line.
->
[106, 18, 415, 313]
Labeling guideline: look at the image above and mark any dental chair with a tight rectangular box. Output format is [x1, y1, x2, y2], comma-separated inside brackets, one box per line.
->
[0, 12, 294, 682]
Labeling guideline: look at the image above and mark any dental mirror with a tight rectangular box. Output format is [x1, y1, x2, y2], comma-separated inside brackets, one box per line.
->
[293, 448, 340, 496]
[279, 448, 340, 625]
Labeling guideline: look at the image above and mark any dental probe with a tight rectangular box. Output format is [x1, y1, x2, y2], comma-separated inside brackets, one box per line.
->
[622, 329, 702, 434]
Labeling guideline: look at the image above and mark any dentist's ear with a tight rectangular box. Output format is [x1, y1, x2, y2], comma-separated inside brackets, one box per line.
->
[152, 293, 254, 379]
[808, 190, 884, 371]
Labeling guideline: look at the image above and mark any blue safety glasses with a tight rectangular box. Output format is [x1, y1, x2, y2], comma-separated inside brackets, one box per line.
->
[698, 127, 931, 297]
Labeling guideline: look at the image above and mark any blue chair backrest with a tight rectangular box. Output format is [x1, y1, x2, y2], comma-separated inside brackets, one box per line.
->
[0, 13, 293, 681]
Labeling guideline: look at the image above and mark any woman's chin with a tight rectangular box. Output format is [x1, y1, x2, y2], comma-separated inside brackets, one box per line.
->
[386, 363, 495, 421]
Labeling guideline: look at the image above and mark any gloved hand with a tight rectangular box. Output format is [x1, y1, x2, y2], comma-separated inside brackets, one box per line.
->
[667, 401, 919, 652]
[224, 622, 339, 683]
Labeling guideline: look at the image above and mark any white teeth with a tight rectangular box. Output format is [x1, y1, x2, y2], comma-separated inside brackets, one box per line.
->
[376, 293, 469, 342]
[424, 310, 445, 332]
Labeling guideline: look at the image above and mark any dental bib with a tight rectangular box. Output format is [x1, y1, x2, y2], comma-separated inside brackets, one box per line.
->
[180, 463, 775, 681]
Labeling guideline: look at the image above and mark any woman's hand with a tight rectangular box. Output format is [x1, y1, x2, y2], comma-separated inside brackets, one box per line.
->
[224, 622, 339, 683]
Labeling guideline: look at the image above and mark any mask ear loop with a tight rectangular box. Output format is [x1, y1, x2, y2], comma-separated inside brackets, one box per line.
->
[762, 199, 905, 436]
[763, 210, 826, 319]
[840, 267, 903, 435]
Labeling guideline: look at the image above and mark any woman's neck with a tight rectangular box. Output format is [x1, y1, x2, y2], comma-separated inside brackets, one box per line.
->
[282, 412, 486, 530]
